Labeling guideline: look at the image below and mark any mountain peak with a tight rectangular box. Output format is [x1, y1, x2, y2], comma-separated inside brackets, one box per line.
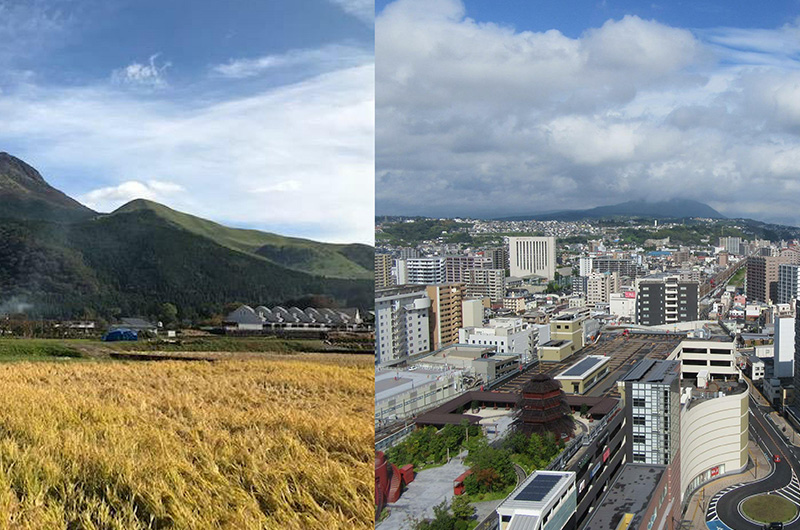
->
[0, 152, 94, 222]
[0, 152, 48, 187]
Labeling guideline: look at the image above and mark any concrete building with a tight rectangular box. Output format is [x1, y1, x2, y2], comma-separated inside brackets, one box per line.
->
[679, 377, 748, 500]
[375, 286, 432, 364]
[635, 274, 699, 326]
[496, 471, 576, 530]
[775, 313, 795, 378]
[485, 246, 509, 271]
[593, 257, 641, 279]
[667, 340, 738, 379]
[609, 291, 636, 321]
[503, 295, 527, 314]
[406, 257, 446, 285]
[746, 255, 800, 303]
[508, 236, 557, 280]
[444, 255, 492, 283]
[462, 298, 484, 328]
[719, 236, 741, 255]
[578, 256, 593, 277]
[375, 253, 393, 290]
[778, 263, 800, 305]
[375, 366, 467, 423]
[459, 317, 533, 361]
[745, 355, 765, 381]
[585, 271, 619, 308]
[555, 355, 610, 395]
[539, 311, 586, 362]
[426, 283, 465, 350]
[620, 360, 681, 466]
[465, 268, 505, 302]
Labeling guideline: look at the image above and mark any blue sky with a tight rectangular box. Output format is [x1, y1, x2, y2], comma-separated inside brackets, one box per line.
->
[0, 0, 374, 243]
[375, 0, 800, 225]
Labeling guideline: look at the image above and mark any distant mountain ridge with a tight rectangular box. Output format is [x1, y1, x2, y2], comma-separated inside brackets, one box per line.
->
[497, 199, 725, 221]
[0, 153, 372, 318]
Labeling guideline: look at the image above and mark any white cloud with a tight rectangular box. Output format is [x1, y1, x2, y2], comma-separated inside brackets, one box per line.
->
[112, 54, 171, 88]
[79, 180, 185, 211]
[253, 180, 302, 193]
[1, 63, 374, 244]
[375, 0, 800, 227]
[327, 0, 374, 24]
[212, 44, 370, 79]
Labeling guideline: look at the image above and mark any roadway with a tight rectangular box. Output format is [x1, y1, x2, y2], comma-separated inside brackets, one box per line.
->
[708, 394, 800, 529]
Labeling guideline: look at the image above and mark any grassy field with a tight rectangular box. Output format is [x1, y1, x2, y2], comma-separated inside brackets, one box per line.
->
[0, 354, 373, 529]
[741, 494, 798, 523]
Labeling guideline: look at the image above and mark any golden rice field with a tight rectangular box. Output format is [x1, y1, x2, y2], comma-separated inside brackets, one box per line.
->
[0, 354, 373, 530]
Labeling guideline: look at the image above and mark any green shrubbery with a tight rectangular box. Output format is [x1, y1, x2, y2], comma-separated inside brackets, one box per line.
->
[385, 421, 481, 469]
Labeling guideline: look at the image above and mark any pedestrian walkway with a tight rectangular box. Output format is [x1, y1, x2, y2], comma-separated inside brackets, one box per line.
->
[378, 452, 468, 530]
[683, 440, 771, 529]
[768, 411, 800, 448]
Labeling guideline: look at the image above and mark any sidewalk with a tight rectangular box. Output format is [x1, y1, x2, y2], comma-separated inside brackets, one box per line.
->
[683, 440, 772, 529]
[767, 411, 800, 448]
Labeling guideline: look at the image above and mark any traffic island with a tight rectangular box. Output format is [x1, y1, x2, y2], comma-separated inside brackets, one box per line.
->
[741, 494, 798, 523]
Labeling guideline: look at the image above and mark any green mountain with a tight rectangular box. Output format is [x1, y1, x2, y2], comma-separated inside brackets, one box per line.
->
[0, 152, 95, 222]
[498, 199, 725, 222]
[0, 153, 373, 319]
[113, 199, 373, 280]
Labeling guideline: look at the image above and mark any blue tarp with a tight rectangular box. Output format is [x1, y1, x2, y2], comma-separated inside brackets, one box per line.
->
[102, 328, 138, 342]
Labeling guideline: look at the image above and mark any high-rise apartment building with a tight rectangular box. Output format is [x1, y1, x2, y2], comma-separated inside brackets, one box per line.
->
[485, 247, 509, 271]
[425, 283, 465, 350]
[719, 236, 741, 255]
[593, 257, 642, 279]
[444, 255, 492, 283]
[578, 256, 594, 277]
[405, 257, 446, 285]
[375, 286, 432, 364]
[635, 274, 699, 326]
[778, 263, 800, 305]
[508, 236, 557, 280]
[375, 253, 394, 290]
[621, 359, 681, 465]
[465, 268, 505, 302]
[585, 271, 620, 307]
[746, 255, 800, 303]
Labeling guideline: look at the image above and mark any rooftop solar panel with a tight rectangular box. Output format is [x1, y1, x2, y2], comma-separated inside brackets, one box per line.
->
[514, 474, 562, 502]
[646, 361, 677, 383]
[622, 358, 655, 381]
[561, 357, 604, 378]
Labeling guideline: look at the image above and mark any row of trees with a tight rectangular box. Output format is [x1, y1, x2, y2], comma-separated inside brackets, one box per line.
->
[385, 422, 482, 469]
[413, 497, 475, 530]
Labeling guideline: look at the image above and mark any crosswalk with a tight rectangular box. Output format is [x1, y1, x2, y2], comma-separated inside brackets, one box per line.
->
[705, 470, 800, 526]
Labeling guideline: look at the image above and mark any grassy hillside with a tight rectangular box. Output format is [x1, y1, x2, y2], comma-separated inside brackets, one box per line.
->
[0, 213, 372, 319]
[0, 355, 373, 529]
[114, 199, 373, 280]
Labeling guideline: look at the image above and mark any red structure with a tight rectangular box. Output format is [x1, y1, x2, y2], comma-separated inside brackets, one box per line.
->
[375, 452, 413, 519]
[516, 373, 573, 436]
[453, 469, 473, 496]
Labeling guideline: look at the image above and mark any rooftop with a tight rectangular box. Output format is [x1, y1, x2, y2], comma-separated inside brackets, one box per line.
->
[621, 359, 680, 385]
[582, 464, 665, 530]
[498, 470, 574, 514]
[542, 339, 571, 348]
[682, 378, 748, 409]
[556, 355, 610, 380]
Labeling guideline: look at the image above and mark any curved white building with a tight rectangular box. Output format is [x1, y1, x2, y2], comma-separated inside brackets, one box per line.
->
[679, 380, 749, 499]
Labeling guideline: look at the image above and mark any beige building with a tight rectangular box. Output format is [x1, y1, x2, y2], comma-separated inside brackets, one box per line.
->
[462, 298, 485, 328]
[503, 295, 527, 313]
[375, 253, 393, 290]
[555, 355, 610, 394]
[539, 311, 586, 362]
[426, 283, 465, 350]
[586, 271, 620, 307]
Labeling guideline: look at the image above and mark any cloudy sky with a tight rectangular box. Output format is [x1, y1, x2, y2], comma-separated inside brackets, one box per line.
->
[0, 0, 373, 244]
[376, 0, 800, 225]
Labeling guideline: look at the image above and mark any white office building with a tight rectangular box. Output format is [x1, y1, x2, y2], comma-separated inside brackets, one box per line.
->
[375, 286, 432, 364]
[508, 236, 557, 281]
[774, 314, 795, 378]
[459, 318, 533, 362]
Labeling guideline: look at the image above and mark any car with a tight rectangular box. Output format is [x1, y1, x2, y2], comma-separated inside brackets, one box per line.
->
[773, 454, 781, 463]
